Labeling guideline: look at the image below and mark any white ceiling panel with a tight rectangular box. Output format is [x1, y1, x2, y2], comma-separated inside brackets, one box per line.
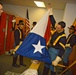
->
[0, 0, 76, 9]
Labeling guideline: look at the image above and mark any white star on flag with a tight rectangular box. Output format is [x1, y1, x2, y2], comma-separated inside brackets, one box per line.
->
[32, 40, 45, 54]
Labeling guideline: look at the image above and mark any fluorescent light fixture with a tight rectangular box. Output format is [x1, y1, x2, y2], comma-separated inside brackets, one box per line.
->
[34, 1, 45, 7]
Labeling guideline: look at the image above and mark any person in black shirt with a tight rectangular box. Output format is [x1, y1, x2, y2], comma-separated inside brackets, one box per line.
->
[63, 26, 76, 67]
[42, 21, 66, 75]
[12, 20, 26, 68]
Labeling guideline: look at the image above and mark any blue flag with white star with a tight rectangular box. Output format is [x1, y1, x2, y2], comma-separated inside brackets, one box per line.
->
[16, 9, 52, 64]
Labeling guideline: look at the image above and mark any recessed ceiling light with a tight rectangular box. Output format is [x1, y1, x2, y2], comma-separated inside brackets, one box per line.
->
[34, 1, 45, 7]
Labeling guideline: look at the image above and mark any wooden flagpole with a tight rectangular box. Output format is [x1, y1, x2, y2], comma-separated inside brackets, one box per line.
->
[60, 60, 76, 75]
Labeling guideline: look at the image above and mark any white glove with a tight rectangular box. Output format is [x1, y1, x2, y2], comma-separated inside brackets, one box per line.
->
[12, 19, 16, 22]
[65, 44, 71, 47]
[49, 8, 53, 15]
[52, 56, 62, 66]
[32, 60, 39, 64]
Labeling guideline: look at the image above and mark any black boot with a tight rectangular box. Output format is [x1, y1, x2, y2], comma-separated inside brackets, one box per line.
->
[51, 71, 56, 75]
[12, 56, 20, 68]
[63, 61, 69, 66]
[20, 55, 26, 66]
[62, 62, 69, 70]
[42, 66, 49, 75]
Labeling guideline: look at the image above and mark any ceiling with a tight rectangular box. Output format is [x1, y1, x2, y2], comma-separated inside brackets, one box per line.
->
[0, 0, 76, 10]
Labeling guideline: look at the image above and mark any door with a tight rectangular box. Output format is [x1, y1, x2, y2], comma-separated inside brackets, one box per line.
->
[0, 12, 7, 54]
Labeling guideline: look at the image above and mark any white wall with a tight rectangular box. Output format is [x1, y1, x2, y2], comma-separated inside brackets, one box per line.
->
[53, 9, 64, 22]
[63, 3, 76, 36]
[3, 4, 64, 27]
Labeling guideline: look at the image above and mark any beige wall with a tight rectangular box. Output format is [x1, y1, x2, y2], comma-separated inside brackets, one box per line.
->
[63, 3, 76, 36]
[3, 3, 76, 34]
[3, 4, 64, 28]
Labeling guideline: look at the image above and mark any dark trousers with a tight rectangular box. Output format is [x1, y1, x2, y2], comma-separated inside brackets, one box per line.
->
[42, 66, 56, 75]
[62, 61, 69, 70]
[12, 54, 24, 65]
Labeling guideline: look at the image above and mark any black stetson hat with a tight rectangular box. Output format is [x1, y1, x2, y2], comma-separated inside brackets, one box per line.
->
[68, 26, 75, 31]
[19, 20, 24, 25]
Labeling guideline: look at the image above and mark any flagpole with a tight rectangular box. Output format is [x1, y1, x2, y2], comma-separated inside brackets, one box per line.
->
[60, 60, 76, 75]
